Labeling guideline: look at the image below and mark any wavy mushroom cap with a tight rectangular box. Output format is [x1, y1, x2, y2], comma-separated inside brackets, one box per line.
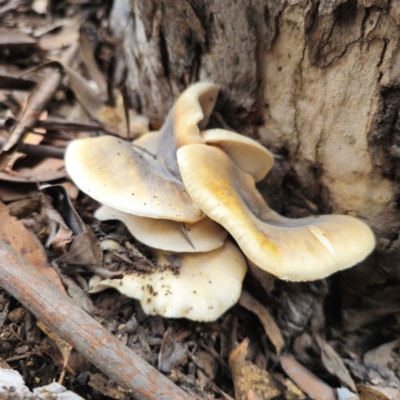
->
[90, 240, 247, 321]
[155, 83, 219, 179]
[65, 135, 203, 222]
[201, 129, 275, 182]
[177, 144, 375, 281]
[95, 205, 227, 252]
[173, 82, 219, 148]
[132, 131, 160, 155]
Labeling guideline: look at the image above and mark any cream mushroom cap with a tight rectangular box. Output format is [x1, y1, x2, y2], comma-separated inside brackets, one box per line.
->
[95, 205, 227, 252]
[177, 144, 376, 281]
[90, 240, 247, 321]
[201, 128, 274, 182]
[132, 131, 159, 155]
[135, 128, 275, 182]
[65, 135, 203, 222]
[155, 82, 219, 179]
[173, 82, 219, 148]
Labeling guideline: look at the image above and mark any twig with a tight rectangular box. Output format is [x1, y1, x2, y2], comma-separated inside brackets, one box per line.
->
[0, 44, 78, 170]
[5, 351, 43, 363]
[0, 118, 102, 132]
[8, 323, 41, 345]
[199, 341, 231, 378]
[0, 241, 192, 400]
[0, 137, 64, 159]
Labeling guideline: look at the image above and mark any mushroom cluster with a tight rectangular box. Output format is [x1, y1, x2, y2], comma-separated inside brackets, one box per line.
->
[65, 82, 375, 322]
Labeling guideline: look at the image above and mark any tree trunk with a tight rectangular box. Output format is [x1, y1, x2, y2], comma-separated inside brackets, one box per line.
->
[110, 0, 400, 339]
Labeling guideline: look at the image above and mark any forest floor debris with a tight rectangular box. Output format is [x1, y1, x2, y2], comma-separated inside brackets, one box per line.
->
[0, 1, 399, 399]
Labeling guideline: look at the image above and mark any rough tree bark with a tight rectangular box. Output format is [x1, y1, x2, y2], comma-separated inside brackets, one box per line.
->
[110, 0, 400, 342]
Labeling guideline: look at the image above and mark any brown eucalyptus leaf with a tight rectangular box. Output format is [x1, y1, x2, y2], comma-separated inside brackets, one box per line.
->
[364, 339, 400, 367]
[239, 291, 284, 355]
[0, 45, 78, 170]
[357, 385, 392, 400]
[8, 196, 41, 218]
[79, 27, 108, 101]
[314, 334, 356, 391]
[0, 32, 37, 46]
[0, 158, 66, 183]
[0, 201, 65, 293]
[280, 355, 336, 400]
[158, 327, 187, 374]
[43, 185, 102, 267]
[38, 17, 81, 51]
[196, 351, 218, 390]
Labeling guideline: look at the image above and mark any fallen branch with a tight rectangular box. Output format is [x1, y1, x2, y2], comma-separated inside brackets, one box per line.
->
[0, 241, 191, 400]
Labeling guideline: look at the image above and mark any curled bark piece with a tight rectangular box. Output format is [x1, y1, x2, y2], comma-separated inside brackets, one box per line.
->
[0, 241, 191, 400]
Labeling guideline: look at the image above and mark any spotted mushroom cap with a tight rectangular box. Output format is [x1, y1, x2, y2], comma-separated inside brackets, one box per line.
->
[90, 240, 247, 321]
[177, 144, 375, 281]
[65, 135, 203, 222]
[95, 205, 227, 252]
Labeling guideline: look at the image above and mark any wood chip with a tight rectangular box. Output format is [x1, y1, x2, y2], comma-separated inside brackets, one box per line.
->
[229, 339, 280, 400]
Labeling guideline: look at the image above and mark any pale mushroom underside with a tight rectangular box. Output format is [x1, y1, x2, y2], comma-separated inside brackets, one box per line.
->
[90, 240, 247, 321]
[95, 205, 227, 253]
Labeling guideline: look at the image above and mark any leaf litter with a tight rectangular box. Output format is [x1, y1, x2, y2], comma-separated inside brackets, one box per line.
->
[0, 1, 399, 400]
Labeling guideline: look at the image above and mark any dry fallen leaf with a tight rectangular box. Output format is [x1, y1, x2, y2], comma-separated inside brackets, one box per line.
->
[44, 205, 74, 255]
[0, 158, 66, 183]
[357, 385, 392, 400]
[0, 201, 65, 293]
[38, 17, 81, 51]
[79, 27, 108, 101]
[239, 291, 284, 355]
[0, 44, 78, 170]
[196, 351, 219, 390]
[43, 185, 103, 267]
[0, 32, 37, 46]
[314, 334, 356, 391]
[158, 327, 187, 374]
[364, 339, 400, 368]
[280, 355, 336, 400]
[228, 339, 280, 400]
[8, 196, 41, 218]
[0, 182, 37, 202]
[61, 63, 141, 138]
